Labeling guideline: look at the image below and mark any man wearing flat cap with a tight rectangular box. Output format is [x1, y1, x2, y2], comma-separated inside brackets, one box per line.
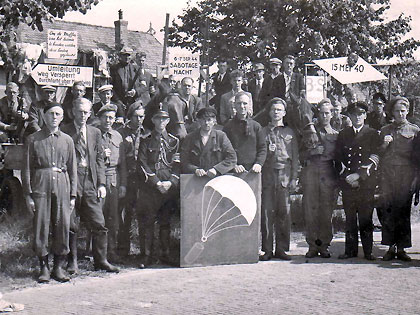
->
[97, 104, 127, 262]
[23, 103, 77, 283]
[259, 58, 282, 114]
[61, 97, 119, 274]
[92, 84, 125, 126]
[110, 46, 139, 107]
[117, 101, 150, 256]
[247, 63, 265, 116]
[181, 107, 237, 177]
[26, 85, 57, 136]
[137, 108, 180, 266]
[335, 101, 381, 260]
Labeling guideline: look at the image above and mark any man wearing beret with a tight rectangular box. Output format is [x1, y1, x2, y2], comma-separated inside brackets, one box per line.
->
[137, 109, 180, 266]
[61, 98, 119, 273]
[181, 107, 237, 177]
[335, 101, 381, 260]
[26, 85, 56, 136]
[117, 101, 150, 256]
[93, 85, 125, 126]
[23, 103, 77, 283]
[97, 104, 127, 262]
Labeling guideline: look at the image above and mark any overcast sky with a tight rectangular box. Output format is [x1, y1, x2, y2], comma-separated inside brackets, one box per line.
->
[63, 0, 420, 57]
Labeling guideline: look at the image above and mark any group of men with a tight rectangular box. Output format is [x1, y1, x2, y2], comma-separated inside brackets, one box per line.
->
[2, 49, 418, 284]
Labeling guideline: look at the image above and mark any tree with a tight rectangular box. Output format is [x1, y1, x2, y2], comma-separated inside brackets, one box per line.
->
[0, 0, 99, 70]
[168, 0, 420, 67]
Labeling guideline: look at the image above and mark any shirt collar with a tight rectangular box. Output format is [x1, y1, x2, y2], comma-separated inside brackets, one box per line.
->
[353, 125, 363, 133]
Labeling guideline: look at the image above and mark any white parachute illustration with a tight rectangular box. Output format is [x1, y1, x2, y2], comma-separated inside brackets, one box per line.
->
[184, 175, 257, 264]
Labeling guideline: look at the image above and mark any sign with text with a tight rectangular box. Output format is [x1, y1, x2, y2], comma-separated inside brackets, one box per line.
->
[168, 53, 200, 78]
[313, 56, 387, 84]
[306, 76, 326, 104]
[47, 29, 78, 59]
[180, 173, 261, 267]
[31, 64, 93, 87]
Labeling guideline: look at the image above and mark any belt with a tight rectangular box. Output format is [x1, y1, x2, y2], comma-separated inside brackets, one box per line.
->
[35, 166, 66, 172]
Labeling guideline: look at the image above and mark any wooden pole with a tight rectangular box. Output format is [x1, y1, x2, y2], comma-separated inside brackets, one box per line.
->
[162, 13, 170, 65]
[205, 18, 209, 107]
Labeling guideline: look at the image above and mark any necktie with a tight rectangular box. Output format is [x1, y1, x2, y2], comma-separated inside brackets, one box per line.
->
[76, 127, 87, 161]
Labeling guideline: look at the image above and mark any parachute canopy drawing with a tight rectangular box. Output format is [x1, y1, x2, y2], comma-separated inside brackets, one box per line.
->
[200, 175, 257, 242]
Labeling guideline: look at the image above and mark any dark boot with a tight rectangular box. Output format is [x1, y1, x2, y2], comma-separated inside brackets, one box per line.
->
[92, 232, 119, 273]
[52, 255, 70, 282]
[67, 231, 79, 275]
[141, 228, 156, 267]
[107, 230, 121, 264]
[38, 255, 50, 283]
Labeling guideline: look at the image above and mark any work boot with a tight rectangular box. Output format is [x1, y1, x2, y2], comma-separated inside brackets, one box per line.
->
[67, 231, 79, 275]
[38, 255, 50, 283]
[52, 255, 70, 282]
[92, 231, 120, 273]
[107, 230, 123, 264]
[141, 229, 156, 268]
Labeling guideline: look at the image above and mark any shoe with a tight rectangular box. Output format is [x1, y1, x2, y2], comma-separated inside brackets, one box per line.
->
[274, 250, 291, 261]
[305, 250, 318, 258]
[319, 249, 331, 258]
[364, 254, 376, 261]
[38, 256, 50, 283]
[396, 251, 412, 262]
[338, 253, 357, 259]
[94, 260, 120, 273]
[382, 250, 395, 261]
[259, 252, 272, 261]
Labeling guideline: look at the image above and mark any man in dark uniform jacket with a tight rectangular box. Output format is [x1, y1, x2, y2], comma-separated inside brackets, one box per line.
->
[366, 92, 388, 130]
[61, 97, 119, 274]
[258, 58, 282, 115]
[92, 85, 125, 126]
[137, 108, 180, 266]
[26, 85, 56, 136]
[335, 101, 381, 260]
[181, 107, 237, 176]
[247, 63, 265, 116]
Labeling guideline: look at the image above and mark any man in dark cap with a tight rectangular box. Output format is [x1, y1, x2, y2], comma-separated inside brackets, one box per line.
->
[259, 58, 282, 111]
[117, 101, 150, 256]
[23, 103, 77, 283]
[366, 92, 389, 130]
[247, 63, 265, 116]
[61, 98, 119, 274]
[335, 101, 381, 260]
[97, 103, 127, 262]
[26, 85, 56, 136]
[137, 108, 180, 266]
[92, 84, 125, 126]
[181, 107, 237, 177]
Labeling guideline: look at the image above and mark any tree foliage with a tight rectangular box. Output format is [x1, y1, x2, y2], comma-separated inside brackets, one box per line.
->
[169, 0, 420, 67]
[0, 0, 100, 70]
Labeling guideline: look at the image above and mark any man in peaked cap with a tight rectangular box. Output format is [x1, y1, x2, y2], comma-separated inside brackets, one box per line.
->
[96, 103, 127, 262]
[137, 108, 180, 266]
[248, 63, 266, 116]
[26, 85, 57, 136]
[23, 102, 77, 283]
[335, 101, 381, 261]
[92, 84, 125, 125]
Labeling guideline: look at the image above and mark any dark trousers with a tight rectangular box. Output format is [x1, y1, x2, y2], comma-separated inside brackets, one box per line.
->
[261, 169, 291, 254]
[118, 176, 138, 253]
[342, 188, 375, 256]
